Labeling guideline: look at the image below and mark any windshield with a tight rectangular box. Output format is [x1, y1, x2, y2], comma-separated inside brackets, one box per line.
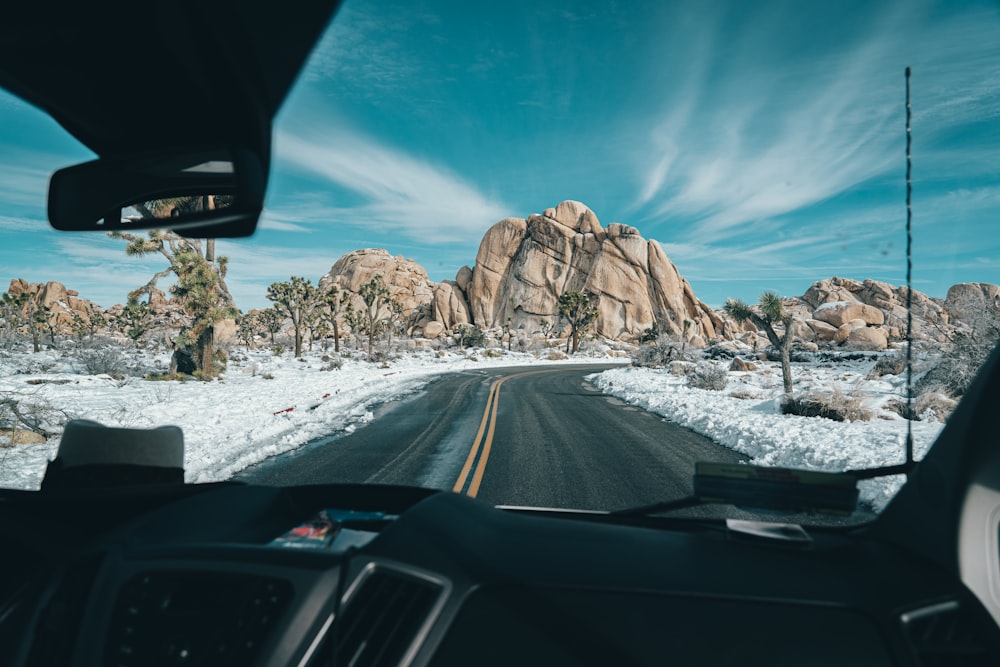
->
[1, 0, 999, 526]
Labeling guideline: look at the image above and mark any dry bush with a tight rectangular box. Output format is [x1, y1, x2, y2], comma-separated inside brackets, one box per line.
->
[781, 387, 873, 422]
[687, 362, 727, 391]
[633, 341, 689, 367]
[75, 345, 127, 378]
[729, 389, 760, 400]
[915, 390, 957, 423]
[868, 352, 905, 378]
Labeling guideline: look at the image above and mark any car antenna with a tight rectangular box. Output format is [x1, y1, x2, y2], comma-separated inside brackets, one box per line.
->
[850, 67, 917, 481]
[903, 66, 915, 472]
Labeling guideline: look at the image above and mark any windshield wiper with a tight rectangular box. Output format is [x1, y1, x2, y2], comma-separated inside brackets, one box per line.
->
[612, 462, 861, 518]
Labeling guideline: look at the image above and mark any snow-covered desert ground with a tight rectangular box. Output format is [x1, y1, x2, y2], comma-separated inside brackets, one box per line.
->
[0, 342, 943, 511]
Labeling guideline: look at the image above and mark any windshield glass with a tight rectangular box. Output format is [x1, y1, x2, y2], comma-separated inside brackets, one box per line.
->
[1, 0, 999, 525]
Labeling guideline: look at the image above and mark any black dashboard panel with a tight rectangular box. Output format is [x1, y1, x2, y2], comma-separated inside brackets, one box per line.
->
[431, 587, 892, 667]
[2, 483, 999, 666]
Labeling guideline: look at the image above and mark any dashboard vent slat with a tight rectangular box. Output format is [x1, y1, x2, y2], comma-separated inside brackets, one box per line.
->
[334, 567, 443, 667]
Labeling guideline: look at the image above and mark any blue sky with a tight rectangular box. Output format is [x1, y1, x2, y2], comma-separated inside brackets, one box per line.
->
[1, 0, 999, 310]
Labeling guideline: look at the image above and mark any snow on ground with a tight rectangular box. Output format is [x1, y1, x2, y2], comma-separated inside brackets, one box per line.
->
[1, 341, 948, 513]
[590, 359, 944, 511]
[0, 344, 615, 490]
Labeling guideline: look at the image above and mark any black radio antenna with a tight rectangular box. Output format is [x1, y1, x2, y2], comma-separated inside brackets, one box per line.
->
[904, 66, 915, 471]
[849, 68, 916, 481]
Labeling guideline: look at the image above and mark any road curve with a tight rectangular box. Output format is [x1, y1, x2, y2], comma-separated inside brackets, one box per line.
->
[236, 364, 748, 512]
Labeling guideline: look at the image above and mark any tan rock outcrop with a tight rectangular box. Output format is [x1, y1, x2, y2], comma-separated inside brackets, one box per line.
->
[944, 283, 1000, 323]
[846, 326, 888, 351]
[806, 319, 839, 342]
[5, 278, 104, 328]
[801, 276, 947, 340]
[464, 201, 722, 340]
[431, 281, 470, 330]
[812, 301, 884, 328]
[318, 248, 437, 321]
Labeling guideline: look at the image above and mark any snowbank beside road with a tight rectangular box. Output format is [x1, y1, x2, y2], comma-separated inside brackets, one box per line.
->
[0, 347, 613, 490]
[590, 363, 943, 510]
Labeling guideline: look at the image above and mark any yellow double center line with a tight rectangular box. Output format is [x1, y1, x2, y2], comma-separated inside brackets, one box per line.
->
[452, 369, 548, 497]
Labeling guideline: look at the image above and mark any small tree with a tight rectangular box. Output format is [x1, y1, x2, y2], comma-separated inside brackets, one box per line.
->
[358, 275, 391, 359]
[237, 311, 263, 349]
[321, 286, 351, 353]
[26, 300, 46, 353]
[38, 305, 59, 349]
[118, 300, 151, 347]
[0, 291, 27, 347]
[557, 290, 600, 354]
[725, 291, 796, 394]
[455, 323, 486, 349]
[384, 298, 405, 351]
[303, 306, 330, 352]
[71, 305, 107, 341]
[266, 277, 319, 358]
[258, 308, 282, 344]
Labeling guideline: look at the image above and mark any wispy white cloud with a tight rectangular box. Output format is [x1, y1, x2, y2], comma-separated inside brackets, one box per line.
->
[632, 0, 1000, 246]
[274, 124, 510, 244]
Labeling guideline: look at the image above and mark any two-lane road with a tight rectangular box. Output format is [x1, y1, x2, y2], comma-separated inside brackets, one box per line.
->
[236, 364, 747, 511]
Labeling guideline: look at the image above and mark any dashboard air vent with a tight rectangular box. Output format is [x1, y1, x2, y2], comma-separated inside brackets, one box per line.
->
[901, 599, 995, 666]
[332, 566, 444, 667]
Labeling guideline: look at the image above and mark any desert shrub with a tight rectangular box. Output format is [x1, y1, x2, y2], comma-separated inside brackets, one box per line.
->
[76, 345, 127, 378]
[322, 357, 343, 371]
[915, 390, 957, 422]
[869, 352, 905, 378]
[547, 349, 569, 361]
[632, 342, 684, 367]
[483, 348, 503, 358]
[883, 398, 915, 420]
[463, 325, 487, 348]
[917, 331, 997, 398]
[781, 388, 873, 422]
[212, 348, 228, 376]
[145, 372, 189, 382]
[668, 360, 695, 376]
[729, 389, 760, 400]
[687, 362, 727, 391]
[0, 390, 73, 443]
[272, 344, 285, 356]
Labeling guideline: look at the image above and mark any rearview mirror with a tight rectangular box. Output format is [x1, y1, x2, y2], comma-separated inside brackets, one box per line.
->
[47, 148, 265, 237]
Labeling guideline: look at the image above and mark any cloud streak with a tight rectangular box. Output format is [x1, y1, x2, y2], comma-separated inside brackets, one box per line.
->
[274, 123, 510, 244]
[632, 0, 1000, 245]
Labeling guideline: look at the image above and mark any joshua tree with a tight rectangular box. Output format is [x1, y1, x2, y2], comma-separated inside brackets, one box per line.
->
[266, 276, 319, 358]
[724, 291, 796, 394]
[258, 308, 282, 344]
[557, 290, 600, 354]
[321, 285, 351, 353]
[358, 275, 391, 358]
[111, 229, 235, 379]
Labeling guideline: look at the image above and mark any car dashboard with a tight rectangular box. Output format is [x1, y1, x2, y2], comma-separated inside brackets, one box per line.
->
[2, 482, 999, 667]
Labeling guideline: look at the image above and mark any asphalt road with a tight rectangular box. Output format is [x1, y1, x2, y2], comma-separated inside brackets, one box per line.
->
[236, 364, 748, 513]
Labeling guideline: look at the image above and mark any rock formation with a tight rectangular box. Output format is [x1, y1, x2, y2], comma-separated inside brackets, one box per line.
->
[317, 249, 438, 335]
[781, 276, 952, 351]
[5, 279, 103, 327]
[460, 201, 721, 339]
[317, 202, 722, 341]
